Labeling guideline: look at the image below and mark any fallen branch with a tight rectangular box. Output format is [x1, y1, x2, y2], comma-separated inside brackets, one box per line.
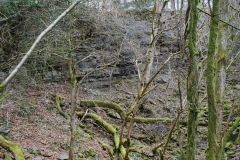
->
[79, 100, 127, 119]
[0, 135, 25, 160]
[76, 112, 132, 160]
[79, 99, 174, 124]
[49, 94, 70, 119]
[98, 140, 114, 156]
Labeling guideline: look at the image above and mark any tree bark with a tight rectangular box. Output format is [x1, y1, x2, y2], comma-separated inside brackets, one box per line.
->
[206, 0, 220, 159]
[144, 0, 161, 83]
[67, 3, 78, 159]
[186, 0, 199, 159]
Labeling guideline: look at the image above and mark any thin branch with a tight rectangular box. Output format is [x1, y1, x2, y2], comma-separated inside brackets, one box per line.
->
[80, 109, 89, 122]
[227, 50, 240, 70]
[0, 0, 82, 92]
[78, 60, 119, 84]
[74, 54, 93, 69]
[197, 8, 240, 31]
[223, 102, 236, 135]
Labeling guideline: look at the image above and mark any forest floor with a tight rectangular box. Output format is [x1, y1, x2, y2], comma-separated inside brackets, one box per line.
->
[0, 72, 240, 159]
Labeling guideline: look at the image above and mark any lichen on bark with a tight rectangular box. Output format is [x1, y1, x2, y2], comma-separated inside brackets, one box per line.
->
[186, 0, 199, 159]
[206, 0, 220, 159]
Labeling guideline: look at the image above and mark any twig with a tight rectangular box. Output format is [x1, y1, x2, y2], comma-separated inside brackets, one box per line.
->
[223, 102, 236, 135]
[227, 50, 240, 70]
[197, 8, 240, 31]
[0, 0, 82, 93]
[80, 109, 88, 122]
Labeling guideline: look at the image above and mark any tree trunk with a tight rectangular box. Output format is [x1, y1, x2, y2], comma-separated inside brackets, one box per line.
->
[206, 0, 220, 159]
[171, 0, 175, 11]
[145, 0, 160, 83]
[186, 0, 199, 159]
[216, 0, 227, 158]
[67, 3, 78, 160]
[176, 0, 180, 10]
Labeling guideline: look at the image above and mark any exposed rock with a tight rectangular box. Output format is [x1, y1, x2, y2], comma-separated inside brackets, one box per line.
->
[0, 128, 10, 135]
[34, 156, 42, 160]
[58, 153, 69, 160]
[156, 74, 171, 84]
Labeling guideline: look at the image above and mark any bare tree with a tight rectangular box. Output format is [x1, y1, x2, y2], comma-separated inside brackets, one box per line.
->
[0, 0, 82, 100]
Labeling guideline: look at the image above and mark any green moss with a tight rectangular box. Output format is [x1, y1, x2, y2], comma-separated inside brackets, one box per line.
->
[4, 153, 13, 160]
[76, 112, 133, 160]
[224, 104, 231, 110]
[186, 0, 200, 159]
[0, 91, 9, 104]
[78, 152, 84, 158]
[98, 140, 114, 156]
[206, 0, 220, 159]
[236, 132, 240, 144]
[0, 135, 25, 160]
[84, 148, 96, 158]
[51, 143, 59, 152]
[234, 84, 240, 90]
[225, 142, 233, 149]
[0, 81, 5, 92]
[80, 100, 127, 119]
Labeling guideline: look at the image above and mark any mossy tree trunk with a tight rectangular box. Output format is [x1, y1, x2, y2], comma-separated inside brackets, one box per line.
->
[216, 0, 227, 158]
[186, 0, 199, 159]
[206, 0, 220, 159]
[67, 3, 77, 160]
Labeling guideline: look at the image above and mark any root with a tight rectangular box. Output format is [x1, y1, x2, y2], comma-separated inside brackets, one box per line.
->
[0, 135, 25, 160]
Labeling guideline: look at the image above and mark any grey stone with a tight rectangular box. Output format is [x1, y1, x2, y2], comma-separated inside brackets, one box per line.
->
[58, 153, 69, 160]
[157, 74, 171, 84]
[160, 47, 169, 53]
[34, 156, 42, 160]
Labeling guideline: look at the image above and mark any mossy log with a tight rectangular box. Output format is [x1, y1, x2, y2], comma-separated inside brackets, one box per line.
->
[98, 140, 114, 156]
[0, 135, 25, 160]
[53, 94, 70, 119]
[76, 112, 132, 160]
[79, 100, 173, 124]
[79, 100, 127, 119]
[79, 100, 225, 126]
[49, 94, 70, 119]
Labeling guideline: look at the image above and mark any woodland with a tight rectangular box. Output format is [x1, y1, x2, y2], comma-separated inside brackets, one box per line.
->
[0, 0, 240, 160]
